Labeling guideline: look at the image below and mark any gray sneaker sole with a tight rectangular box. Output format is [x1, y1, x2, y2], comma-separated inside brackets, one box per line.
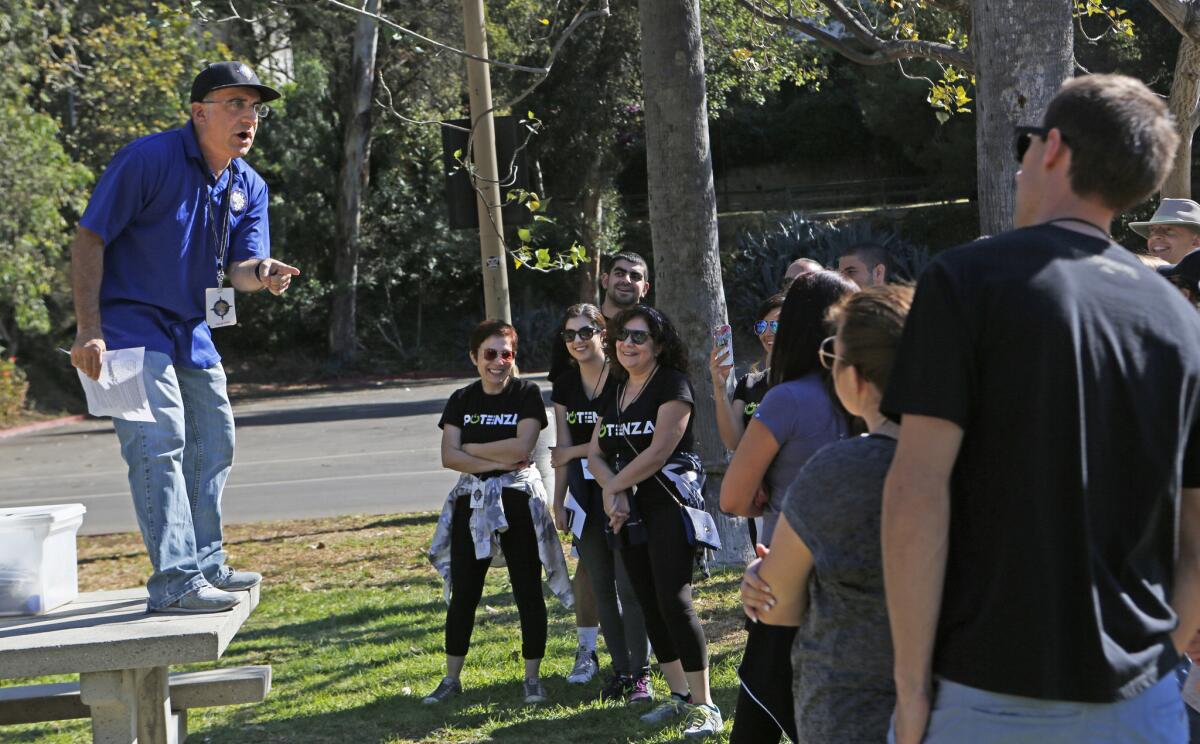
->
[150, 601, 237, 615]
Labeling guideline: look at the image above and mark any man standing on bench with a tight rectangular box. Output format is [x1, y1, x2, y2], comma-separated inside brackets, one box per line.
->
[69, 62, 298, 614]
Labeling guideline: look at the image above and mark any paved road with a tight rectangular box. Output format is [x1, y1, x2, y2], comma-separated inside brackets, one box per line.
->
[0, 375, 556, 535]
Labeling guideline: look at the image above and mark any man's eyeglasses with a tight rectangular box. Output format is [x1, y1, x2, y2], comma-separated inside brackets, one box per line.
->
[201, 98, 272, 119]
[1014, 125, 1069, 163]
[610, 268, 645, 282]
[754, 320, 779, 336]
[615, 329, 651, 345]
[561, 327, 599, 343]
[817, 336, 844, 370]
[480, 348, 514, 362]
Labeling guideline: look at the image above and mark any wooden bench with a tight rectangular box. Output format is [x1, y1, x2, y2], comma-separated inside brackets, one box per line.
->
[0, 664, 271, 740]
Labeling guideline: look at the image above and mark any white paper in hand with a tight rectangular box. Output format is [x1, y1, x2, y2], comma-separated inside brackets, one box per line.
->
[564, 492, 587, 539]
[76, 347, 155, 422]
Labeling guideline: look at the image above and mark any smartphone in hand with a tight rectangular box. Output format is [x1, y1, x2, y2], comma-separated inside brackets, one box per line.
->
[712, 323, 734, 367]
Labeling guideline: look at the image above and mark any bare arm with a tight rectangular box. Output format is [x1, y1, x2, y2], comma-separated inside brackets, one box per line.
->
[883, 414, 962, 744]
[68, 226, 107, 380]
[1172, 488, 1200, 655]
[550, 404, 571, 530]
[586, 418, 617, 488]
[710, 347, 744, 449]
[720, 419, 781, 516]
[602, 400, 691, 496]
[549, 405, 591, 469]
[440, 424, 519, 474]
[750, 514, 813, 626]
[462, 418, 541, 463]
[227, 257, 300, 295]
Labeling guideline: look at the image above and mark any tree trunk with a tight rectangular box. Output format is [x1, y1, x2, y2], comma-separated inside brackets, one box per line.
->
[1165, 36, 1200, 198]
[638, 0, 752, 566]
[970, 0, 1072, 235]
[578, 152, 605, 304]
[329, 0, 380, 364]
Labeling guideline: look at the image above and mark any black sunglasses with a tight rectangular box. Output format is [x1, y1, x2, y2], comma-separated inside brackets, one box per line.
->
[614, 329, 651, 345]
[1014, 125, 1070, 163]
[561, 326, 599, 343]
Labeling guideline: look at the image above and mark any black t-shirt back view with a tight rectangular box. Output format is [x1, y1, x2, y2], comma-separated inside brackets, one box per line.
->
[883, 224, 1200, 703]
[438, 378, 548, 480]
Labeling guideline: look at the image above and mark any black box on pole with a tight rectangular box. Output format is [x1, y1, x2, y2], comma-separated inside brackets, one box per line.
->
[441, 116, 532, 230]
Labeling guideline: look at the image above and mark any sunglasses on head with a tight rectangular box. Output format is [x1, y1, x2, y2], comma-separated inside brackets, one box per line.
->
[754, 319, 779, 336]
[1014, 125, 1069, 163]
[615, 328, 651, 345]
[480, 348, 514, 362]
[561, 326, 599, 343]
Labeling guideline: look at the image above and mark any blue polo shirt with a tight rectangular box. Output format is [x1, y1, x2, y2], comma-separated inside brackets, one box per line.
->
[79, 121, 270, 369]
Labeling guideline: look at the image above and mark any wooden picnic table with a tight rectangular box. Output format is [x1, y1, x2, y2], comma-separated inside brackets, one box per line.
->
[0, 585, 259, 743]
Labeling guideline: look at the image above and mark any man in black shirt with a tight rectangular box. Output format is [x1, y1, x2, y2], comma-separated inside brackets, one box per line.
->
[882, 74, 1200, 744]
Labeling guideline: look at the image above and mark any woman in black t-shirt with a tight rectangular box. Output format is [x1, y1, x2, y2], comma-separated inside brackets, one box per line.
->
[425, 320, 551, 706]
[586, 305, 723, 737]
[550, 304, 652, 702]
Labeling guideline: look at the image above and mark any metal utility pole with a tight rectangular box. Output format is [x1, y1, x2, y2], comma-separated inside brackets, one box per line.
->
[461, 0, 512, 322]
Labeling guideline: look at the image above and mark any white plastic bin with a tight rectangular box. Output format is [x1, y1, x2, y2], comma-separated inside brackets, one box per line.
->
[0, 504, 87, 615]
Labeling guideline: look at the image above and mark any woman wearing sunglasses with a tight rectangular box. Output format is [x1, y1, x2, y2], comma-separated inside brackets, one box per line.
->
[549, 304, 653, 703]
[740, 284, 913, 744]
[720, 271, 857, 744]
[586, 305, 723, 739]
[710, 293, 786, 545]
[426, 320, 571, 706]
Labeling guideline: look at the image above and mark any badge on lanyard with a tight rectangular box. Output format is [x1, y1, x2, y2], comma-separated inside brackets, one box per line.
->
[207, 172, 236, 329]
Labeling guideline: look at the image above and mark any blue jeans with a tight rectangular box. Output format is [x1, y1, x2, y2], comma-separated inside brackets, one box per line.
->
[890, 673, 1186, 743]
[112, 351, 235, 609]
[1174, 656, 1200, 742]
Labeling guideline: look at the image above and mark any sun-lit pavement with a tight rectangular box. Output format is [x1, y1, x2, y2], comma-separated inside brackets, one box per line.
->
[0, 375, 554, 535]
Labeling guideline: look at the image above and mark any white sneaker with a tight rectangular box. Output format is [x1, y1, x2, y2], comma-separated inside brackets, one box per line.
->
[567, 646, 598, 684]
[152, 586, 238, 614]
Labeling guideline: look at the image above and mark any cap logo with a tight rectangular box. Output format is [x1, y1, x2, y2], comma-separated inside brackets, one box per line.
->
[238, 63, 253, 80]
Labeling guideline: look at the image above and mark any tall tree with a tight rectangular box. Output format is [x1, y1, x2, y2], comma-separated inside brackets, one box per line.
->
[731, 0, 1075, 234]
[329, 0, 381, 363]
[1150, 0, 1200, 197]
[638, 0, 751, 562]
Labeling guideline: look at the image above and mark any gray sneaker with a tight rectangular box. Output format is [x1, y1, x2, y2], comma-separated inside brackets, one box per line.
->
[682, 703, 723, 738]
[522, 678, 548, 704]
[567, 646, 598, 684]
[211, 569, 262, 591]
[152, 586, 238, 614]
[422, 676, 462, 704]
[639, 692, 691, 723]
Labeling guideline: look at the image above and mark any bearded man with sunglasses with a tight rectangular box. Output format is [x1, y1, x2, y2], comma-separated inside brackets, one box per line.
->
[882, 74, 1200, 743]
[68, 62, 299, 614]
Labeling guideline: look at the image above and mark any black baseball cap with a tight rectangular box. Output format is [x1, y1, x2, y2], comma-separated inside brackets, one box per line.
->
[190, 62, 281, 104]
[1158, 248, 1200, 294]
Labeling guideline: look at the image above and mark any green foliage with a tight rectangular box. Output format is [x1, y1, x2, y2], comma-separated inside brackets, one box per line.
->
[0, 351, 29, 426]
[0, 99, 90, 338]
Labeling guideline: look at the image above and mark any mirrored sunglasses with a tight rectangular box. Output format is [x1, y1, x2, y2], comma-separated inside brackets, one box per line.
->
[754, 319, 780, 336]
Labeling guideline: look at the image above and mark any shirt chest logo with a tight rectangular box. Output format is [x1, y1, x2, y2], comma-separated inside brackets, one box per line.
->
[464, 413, 518, 426]
[600, 420, 655, 438]
[230, 188, 247, 213]
[566, 410, 599, 426]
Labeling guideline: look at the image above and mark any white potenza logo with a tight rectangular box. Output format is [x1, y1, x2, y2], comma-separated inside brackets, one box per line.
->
[599, 420, 655, 438]
[463, 413, 518, 426]
[230, 189, 247, 213]
[565, 410, 599, 426]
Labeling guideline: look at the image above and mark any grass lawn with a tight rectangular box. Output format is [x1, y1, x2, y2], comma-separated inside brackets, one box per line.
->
[2, 513, 750, 743]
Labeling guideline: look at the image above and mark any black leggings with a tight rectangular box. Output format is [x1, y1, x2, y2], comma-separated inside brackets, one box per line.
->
[445, 487, 547, 659]
[618, 488, 708, 673]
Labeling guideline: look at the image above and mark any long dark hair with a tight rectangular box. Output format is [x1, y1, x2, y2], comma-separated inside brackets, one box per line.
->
[605, 305, 689, 379]
[768, 271, 857, 388]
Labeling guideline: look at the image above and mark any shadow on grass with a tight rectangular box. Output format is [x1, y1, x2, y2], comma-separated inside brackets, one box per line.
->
[77, 513, 438, 566]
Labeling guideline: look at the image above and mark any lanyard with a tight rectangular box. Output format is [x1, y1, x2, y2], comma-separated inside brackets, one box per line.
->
[205, 171, 235, 286]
